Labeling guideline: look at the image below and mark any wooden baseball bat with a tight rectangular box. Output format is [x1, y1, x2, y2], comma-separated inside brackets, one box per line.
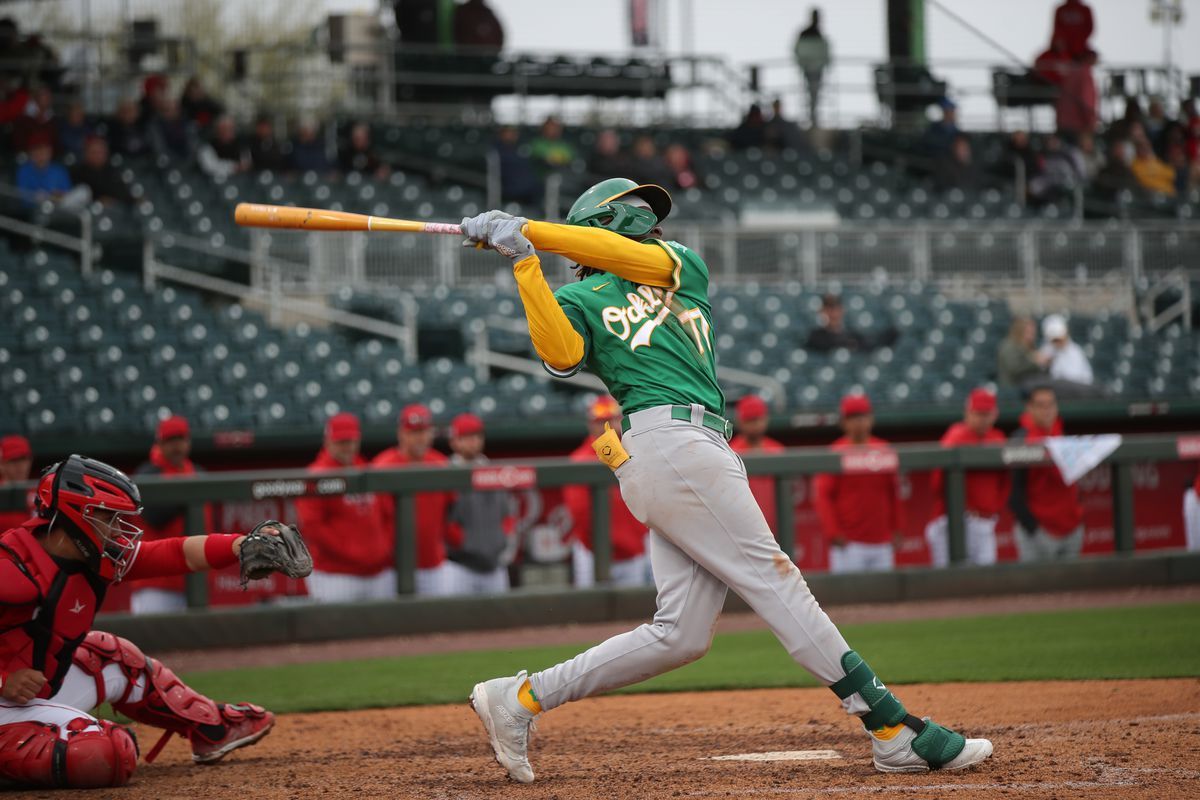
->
[233, 203, 463, 236]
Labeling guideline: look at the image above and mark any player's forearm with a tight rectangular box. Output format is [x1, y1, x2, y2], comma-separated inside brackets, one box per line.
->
[512, 254, 586, 370]
[183, 534, 243, 572]
[524, 221, 679, 288]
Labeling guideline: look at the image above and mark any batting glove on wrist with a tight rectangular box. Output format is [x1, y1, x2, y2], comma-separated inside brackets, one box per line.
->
[460, 209, 516, 249]
[486, 216, 534, 262]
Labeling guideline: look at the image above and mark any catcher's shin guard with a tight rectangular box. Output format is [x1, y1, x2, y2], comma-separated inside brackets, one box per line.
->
[0, 719, 138, 788]
[73, 631, 274, 764]
[830, 650, 966, 768]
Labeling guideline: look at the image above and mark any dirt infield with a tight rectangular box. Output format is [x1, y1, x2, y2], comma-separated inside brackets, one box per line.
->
[18, 678, 1196, 800]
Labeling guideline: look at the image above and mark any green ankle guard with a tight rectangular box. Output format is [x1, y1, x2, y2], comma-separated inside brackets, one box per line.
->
[828, 651, 907, 730]
[908, 718, 966, 768]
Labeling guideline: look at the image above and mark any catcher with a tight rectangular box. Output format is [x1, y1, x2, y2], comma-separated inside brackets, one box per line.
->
[0, 454, 312, 789]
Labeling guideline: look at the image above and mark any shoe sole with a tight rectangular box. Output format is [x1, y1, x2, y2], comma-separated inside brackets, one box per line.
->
[470, 682, 534, 784]
[192, 719, 276, 765]
[873, 739, 994, 774]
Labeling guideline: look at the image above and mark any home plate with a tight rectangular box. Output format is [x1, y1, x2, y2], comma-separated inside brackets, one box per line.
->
[708, 750, 842, 762]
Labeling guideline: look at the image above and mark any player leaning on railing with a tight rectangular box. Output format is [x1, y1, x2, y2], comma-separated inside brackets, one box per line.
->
[0, 455, 311, 789]
[462, 178, 993, 783]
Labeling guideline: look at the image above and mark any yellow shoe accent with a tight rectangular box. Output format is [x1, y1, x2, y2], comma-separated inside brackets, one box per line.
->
[517, 679, 542, 715]
[871, 723, 905, 742]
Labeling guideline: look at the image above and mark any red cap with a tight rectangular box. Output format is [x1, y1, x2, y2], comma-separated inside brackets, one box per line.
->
[451, 413, 485, 438]
[588, 395, 621, 422]
[398, 403, 433, 431]
[736, 395, 769, 422]
[25, 131, 52, 150]
[325, 412, 361, 441]
[156, 415, 190, 441]
[967, 388, 997, 413]
[0, 435, 32, 461]
[840, 394, 873, 417]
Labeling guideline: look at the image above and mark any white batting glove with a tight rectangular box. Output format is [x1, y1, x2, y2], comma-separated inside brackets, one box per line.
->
[486, 216, 533, 262]
[461, 210, 516, 249]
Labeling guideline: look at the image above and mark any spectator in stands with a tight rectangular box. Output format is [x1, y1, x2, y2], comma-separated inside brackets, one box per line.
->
[493, 125, 541, 205]
[563, 396, 648, 588]
[287, 117, 333, 174]
[1051, 0, 1094, 59]
[729, 103, 766, 150]
[1130, 133, 1175, 198]
[815, 394, 903, 574]
[1094, 137, 1139, 199]
[529, 115, 575, 174]
[0, 75, 30, 126]
[372, 404, 454, 596]
[138, 74, 168, 126]
[148, 96, 197, 160]
[339, 121, 390, 179]
[444, 413, 518, 594]
[1009, 385, 1085, 562]
[297, 412, 395, 603]
[70, 135, 132, 206]
[627, 134, 672, 188]
[1039, 314, 1093, 388]
[1076, 130, 1103, 182]
[0, 19, 59, 87]
[105, 99, 152, 158]
[1143, 97, 1169, 156]
[1184, 471, 1200, 552]
[805, 294, 869, 353]
[588, 128, 629, 178]
[56, 100, 91, 159]
[0, 435, 34, 532]
[247, 114, 286, 172]
[663, 142, 699, 190]
[1006, 130, 1041, 186]
[922, 98, 960, 156]
[129, 415, 211, 615]
[198, 114, 249, 180]
[764, 97, 807, 152]
[934, 134, 981, 192]
[1183, 99, 1199, 164]
[925, 388, 1009, 567]
[728, 395, 785, 531]
[1027, 133, 1085, 204]
[998, 317, 1050, 389]
[0, 18, 20, 80]
[1056, 48, 1098, 140]
[793, 8, 830, 129]
[10, 84, 56, 154]
[1033, 37, 1071, 89]
[16, 134, 80, 209]
[179, 76, 222, 129]
[453, 0, 504, 53]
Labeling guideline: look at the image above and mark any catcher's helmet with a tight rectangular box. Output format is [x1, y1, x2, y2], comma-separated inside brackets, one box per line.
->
[36, 455, 144, 581]
[566, 177, 672, 238]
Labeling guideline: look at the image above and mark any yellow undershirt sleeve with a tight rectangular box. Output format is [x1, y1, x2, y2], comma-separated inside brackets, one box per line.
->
[512, 254, 586, 372]
[524, 221, 680, 288]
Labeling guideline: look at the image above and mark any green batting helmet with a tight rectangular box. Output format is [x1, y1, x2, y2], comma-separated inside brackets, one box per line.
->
[565, 178, 673, 238]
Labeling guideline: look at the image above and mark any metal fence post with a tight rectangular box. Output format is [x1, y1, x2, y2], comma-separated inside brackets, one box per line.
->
[394, 491, 417, 594]
[1111, 462, 1136, 553]
[774, 475, 795, 560]
[590, 482, 612, 584]
[184, 503, 209, 609]
[944, 462, 968, 565]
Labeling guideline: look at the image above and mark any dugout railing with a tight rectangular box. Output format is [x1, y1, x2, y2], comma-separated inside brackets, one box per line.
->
[2, 432, 1195, 610]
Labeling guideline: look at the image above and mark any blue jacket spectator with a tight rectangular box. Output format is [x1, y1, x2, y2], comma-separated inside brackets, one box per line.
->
[287, 119, 333, 173]
[922, 98, 961, 156]
[16, 136, 71, 207]
[493, 126, 540, 205]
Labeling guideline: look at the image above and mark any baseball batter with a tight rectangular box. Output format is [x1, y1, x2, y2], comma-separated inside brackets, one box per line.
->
[462, 179, 993, 782]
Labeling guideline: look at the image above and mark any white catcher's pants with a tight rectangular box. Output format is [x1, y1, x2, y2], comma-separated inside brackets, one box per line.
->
[924, 514, 998, 568]
[0, 664, 145, 731]
[1184, 488, 1200, 552]
[828, 541, 895, 574]
[529, 405, 867, 718]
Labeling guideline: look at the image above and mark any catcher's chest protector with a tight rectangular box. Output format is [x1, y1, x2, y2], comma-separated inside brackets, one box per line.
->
[0, 526, 107, 698]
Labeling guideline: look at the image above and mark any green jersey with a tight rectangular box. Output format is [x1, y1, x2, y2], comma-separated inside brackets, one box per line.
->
[548, 239, 725, 416]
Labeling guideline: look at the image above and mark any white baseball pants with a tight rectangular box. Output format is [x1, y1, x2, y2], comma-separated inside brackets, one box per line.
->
[571, 541, 650, 588]
[1015, 524, 1084, 562]
[129, 589, 188, 615]
[442, 560, 510, 595]
[305, 569, 396, 603]
[924, 513, 998, 568]
[529, 405, 867, 718]
[828, 542, 895, 574]
[0, 664, 144, 730]
[1184, 488, 1200, 552]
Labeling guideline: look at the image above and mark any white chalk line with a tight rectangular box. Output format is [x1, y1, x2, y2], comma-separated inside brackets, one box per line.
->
[708, 750, 842, 762]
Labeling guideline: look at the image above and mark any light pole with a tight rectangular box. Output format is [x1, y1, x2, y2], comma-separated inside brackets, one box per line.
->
[1149, 0, 1184, 105]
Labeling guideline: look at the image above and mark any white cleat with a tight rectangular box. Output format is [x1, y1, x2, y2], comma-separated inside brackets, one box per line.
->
[470, 671, 537, 784]
[872, 723, 993, 774]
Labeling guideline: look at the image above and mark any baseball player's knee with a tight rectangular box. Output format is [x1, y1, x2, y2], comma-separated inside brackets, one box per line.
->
[653, 621, 714, 665]
[0, 719, 138, 788]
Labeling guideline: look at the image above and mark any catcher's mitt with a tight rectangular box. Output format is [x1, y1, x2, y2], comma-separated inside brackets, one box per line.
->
[239, 520, 313, 588]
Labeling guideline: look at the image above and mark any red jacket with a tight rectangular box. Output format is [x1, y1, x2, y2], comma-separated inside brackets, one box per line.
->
[729, 435, 786, 530]
[1052, 0, 1094, 58]
[563, 437, 647, 561]
[371, 446, 451, 570]
[930, 423, 1011, 518]
[295, 450, 394, 576]
[1009, 414, 1083, 535]
[0, 521, 221, 698]
[813, 436, 904, 545]
[128, 447, 212, 593]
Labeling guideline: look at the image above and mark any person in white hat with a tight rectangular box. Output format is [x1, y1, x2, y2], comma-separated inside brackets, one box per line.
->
[1039, 314, 1093, 386]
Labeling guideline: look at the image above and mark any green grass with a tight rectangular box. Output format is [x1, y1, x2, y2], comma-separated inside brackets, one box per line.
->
[178, 602, 1200, 714]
